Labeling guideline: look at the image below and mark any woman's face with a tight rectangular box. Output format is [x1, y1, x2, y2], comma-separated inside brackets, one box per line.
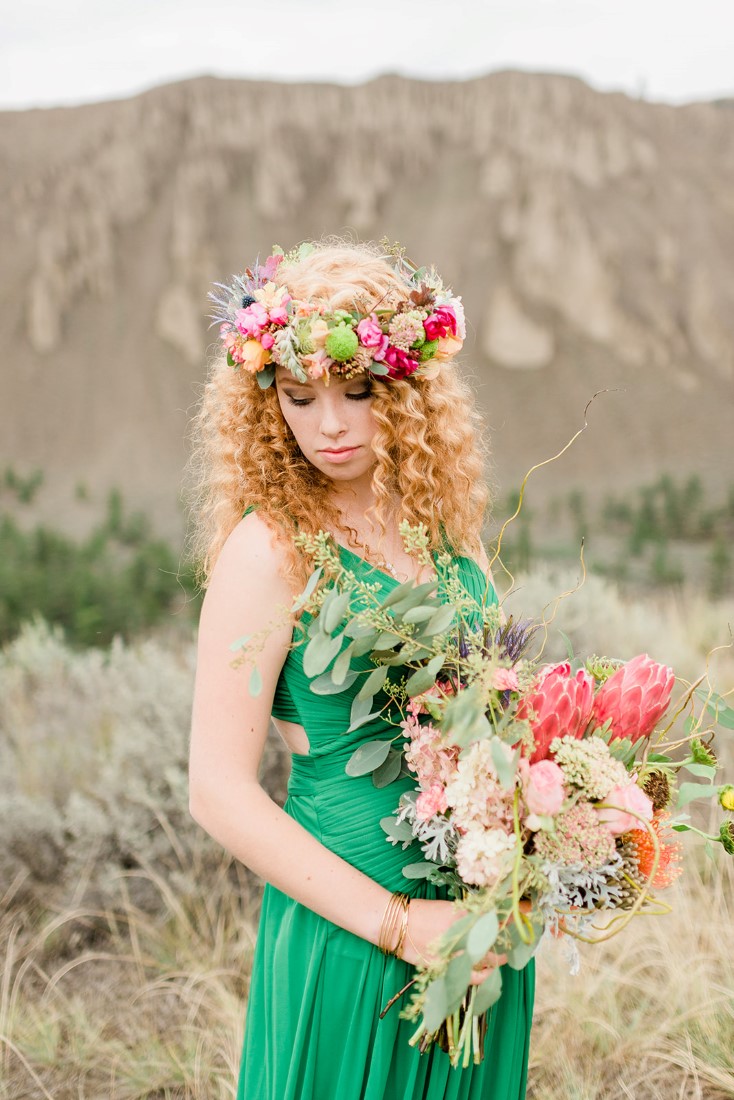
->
[274, 366, 379, 486]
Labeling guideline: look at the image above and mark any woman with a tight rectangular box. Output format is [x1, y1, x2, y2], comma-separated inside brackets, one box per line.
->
[188, 238, 535, 1099]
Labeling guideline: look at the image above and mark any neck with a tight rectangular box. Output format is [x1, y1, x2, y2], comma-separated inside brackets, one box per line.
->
[328, 473, 383, 523]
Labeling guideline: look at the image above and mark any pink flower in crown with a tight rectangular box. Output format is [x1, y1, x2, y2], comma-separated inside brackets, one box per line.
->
[415, 782, 448, 822]
[517, 662, 594, 764]
[236, 302, 269, 336]
[591, 654, 675, 743]
[301, 350, 331, 379]
[424, 305, 458, 341]
[268, 305, 289, 326]
[356, 314, 384, 347]
[370, 334, 391, 361]
[596, 781, 654, 836]
[259, 332, 275, 350]
[382, 345, 420, 379]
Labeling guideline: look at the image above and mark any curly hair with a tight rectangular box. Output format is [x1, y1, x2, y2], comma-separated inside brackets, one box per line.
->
[186, 236, 492, 590]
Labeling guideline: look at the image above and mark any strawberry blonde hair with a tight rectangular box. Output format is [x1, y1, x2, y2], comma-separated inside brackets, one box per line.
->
[187, 236, 492, 590]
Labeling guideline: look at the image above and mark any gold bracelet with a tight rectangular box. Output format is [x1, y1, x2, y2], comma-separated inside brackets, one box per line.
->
[378, 892, 409, 956]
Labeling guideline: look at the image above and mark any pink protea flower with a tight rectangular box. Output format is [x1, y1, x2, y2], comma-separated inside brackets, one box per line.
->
[591, 654, 675, 743]
[517, 663, 594, 764]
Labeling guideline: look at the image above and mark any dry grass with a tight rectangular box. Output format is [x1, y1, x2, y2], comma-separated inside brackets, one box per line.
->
[1, 845, 732, 1099]
[1, 575, 732, 1098]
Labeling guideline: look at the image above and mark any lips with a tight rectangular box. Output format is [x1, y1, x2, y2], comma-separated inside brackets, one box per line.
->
[318, 445, 360, 463]
[319, 446, 358, 454]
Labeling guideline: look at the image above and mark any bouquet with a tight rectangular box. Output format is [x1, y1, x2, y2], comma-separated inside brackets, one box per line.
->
[249, 522, 734, 1068]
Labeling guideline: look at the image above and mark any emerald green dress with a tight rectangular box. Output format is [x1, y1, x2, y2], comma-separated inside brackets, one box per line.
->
[236, 532, 535, 1100]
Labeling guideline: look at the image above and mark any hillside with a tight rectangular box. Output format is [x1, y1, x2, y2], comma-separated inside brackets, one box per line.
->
[1, 71, 732, 540]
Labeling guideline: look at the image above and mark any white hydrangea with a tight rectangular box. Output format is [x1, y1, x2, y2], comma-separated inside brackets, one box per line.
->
[455, 823, 518, 887]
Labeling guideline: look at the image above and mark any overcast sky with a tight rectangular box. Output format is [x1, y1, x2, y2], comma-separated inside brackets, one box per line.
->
[2, 0, 733, 111]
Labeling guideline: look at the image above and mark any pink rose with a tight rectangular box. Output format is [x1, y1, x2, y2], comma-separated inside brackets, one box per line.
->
[424, 305, 458, 341]
[524, 760, 566, 817]
[259, 331, 275, 350]
[492, 668, 519, 692]
[415, 783, 448, 822]
[356, 313, 384, 347]
[596, 782, 654, 836]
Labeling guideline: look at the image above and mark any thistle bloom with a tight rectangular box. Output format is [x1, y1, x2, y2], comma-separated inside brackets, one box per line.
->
[591, 654, 675, 743]
[517, 663, 594, 764]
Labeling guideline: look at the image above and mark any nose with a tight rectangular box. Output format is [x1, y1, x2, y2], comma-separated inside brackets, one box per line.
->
[319, 396, 349, 439]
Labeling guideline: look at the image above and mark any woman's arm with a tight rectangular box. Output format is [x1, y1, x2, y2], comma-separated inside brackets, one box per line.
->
[189, 513, 391, 944]
[188, 514, 503, 973]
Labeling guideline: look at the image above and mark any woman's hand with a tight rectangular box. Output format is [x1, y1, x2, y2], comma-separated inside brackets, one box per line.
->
[400, 898, 507, 985]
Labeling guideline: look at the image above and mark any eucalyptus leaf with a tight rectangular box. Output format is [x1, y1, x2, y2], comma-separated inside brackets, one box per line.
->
[445, 952, 474, 1013]
[405, 654, 445, 697]
[380, 816, 415, 842]
[402, 605, 441, 624]
[350, 693, 372, 726]
[401, 861, 435, 879]
[291, 566, 324, 613]
[309, 669, 359, 695]
[347, 710, 386, 732]
[380, 578, 438, 610]
[345, 739, 391, 777]
[343, 620, 378, 640]
[422, 977, 449, 1033]
[352, 634, 382, 658]
[229, 633, 251, 652]
[372, 630, 404, 651]
[331, 642, 355, 686]
[491, 738, 519, 790]
[303, 632, 343, 678]
[373, 749, 403, 788]
[466, 912, 500, 963]
[472, 967, 503, 1014]
[422, 604, 457, 637]
[256, 365, 275, 388]
[506, 936, 540, 971]
[357, 664, 389, 700]
[323, 590, 353, 634]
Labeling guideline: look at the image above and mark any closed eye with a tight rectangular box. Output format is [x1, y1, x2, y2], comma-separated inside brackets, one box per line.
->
[287, 389, 372, 407]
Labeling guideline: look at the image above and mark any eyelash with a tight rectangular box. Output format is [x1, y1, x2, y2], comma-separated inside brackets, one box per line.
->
[287, 391, 372, 407]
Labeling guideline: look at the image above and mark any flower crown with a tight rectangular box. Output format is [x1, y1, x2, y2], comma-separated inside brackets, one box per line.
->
[208, 239, 466, 389]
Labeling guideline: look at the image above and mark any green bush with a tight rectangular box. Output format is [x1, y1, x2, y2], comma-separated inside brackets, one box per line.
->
[0, 501, 201, 646]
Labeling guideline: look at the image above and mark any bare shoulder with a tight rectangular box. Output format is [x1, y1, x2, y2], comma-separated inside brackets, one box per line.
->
[201, 512, 296, 625]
